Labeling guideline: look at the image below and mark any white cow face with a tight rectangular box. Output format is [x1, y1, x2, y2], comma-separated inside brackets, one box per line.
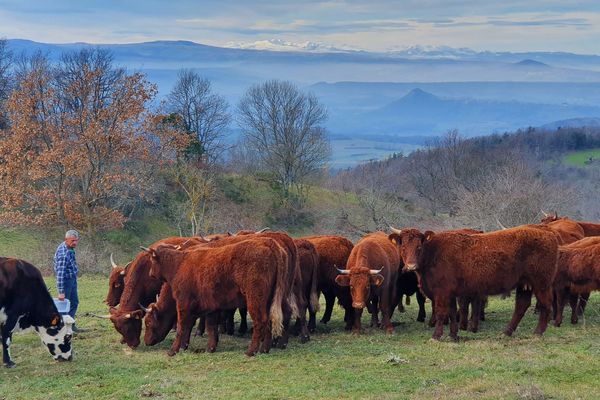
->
[36, 315, 74, 361]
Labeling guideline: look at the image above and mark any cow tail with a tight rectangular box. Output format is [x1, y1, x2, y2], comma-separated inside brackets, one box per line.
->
[269, 250, 286, 338]
[287, 252, 300, 320]
[309, 253, 320, 313]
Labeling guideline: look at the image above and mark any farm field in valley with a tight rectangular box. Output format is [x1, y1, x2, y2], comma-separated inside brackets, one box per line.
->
[1, 276, 600, 399]
[562, 148, 600, 167]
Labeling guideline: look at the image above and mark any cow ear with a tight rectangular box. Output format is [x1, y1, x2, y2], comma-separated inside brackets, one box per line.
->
[423, 231, 435, 242]
[51, 315, 60, 326]
[388, 233, 401, 245]
[370, 275, 384, 287]
[335, 275, 350, 287]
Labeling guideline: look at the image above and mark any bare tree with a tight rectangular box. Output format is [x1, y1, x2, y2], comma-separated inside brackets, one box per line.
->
[0, 38, 12, 129]
[167, 69, 231, 164]
[237, 80, 330, 205]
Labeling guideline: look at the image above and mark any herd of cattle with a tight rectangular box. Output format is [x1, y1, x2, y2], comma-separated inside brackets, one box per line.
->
[2, 213, 600, 367]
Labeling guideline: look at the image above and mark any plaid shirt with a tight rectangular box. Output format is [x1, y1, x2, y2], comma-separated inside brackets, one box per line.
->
[54, 241, 79, 294]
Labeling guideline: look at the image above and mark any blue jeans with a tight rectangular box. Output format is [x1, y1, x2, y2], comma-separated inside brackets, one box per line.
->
[63, 277, 79, 319]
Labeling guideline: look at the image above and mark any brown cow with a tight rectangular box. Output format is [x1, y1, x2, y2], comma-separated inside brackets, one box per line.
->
[145, 237, 289, 356]
[108, 236, 206, 348]
[553, 239, 600, 326]
[388, 227, 558, 340]
[301, 235, 354, 330]
[540, 214, 600, 315]
[335, 232, 400, 334]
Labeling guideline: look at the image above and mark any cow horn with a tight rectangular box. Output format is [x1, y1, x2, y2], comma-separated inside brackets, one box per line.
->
[495, 217, 507, 230]
[541, 209, 549, 217]
[139, 303, 151, 313]
[335, 265, 350, 275]
[256, 227, 270, 233]
[124, 313, 131, 319]
[140, 246, 150, 252]
[370, 266, 384, 274]
[389, 225, 402, 235]
[110, 253, 118, 269]
[227, 231, 233, 236]
[554, 211, 558, 219]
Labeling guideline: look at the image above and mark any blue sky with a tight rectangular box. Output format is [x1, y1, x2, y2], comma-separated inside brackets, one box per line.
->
[1, 0, 599, 53]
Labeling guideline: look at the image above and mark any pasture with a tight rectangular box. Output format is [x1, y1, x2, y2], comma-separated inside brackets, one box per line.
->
[1, 276, 600, 399]
[562, 148, 600, 167]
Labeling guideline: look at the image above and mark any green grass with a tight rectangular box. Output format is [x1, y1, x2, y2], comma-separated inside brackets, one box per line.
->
[562, 148, 600, 166]
[2, 276, 600, 399]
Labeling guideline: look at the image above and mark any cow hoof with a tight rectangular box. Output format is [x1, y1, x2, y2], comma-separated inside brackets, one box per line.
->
[450, 335, 459, 342]
[430, 336, 442, 342]
[554, 321, 562, 327]
[206, 347, 216, 353]
[571, 318, 578, 325]
[4, 361, 16, 368]
[385, 328, 394, 335]
[503, 329, 514, 337]
[167, 350, 177, 357]
[276, 342, 288, 350]
[319, 318, 329, 324]
[245, 351, 256, 357]
[300, 335, 310, 344]
[417, 316, 425, 323]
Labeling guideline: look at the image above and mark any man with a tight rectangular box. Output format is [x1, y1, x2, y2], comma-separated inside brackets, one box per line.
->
[54, 229, 81, 331]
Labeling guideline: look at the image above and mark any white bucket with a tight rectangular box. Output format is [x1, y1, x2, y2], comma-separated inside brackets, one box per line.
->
[53, 298, 71, 315]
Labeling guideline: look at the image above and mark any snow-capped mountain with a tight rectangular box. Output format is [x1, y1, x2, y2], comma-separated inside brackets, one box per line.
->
[223, 39, 359, 53]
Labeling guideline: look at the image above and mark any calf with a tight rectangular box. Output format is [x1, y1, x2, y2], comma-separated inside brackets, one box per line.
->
[388, 227, 558, 340]
[1, 257, 74, 367]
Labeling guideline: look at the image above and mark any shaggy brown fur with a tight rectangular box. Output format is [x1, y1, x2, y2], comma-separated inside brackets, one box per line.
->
[553, 240, 600, 326]
[147, 237, 289, 357]
[336, 232, 401, 334]
[389, 227, 558, 340]
[301, 235, 355, 330]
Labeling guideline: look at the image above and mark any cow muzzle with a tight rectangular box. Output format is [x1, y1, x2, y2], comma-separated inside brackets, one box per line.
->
[404, 263, 418, 272]
[352, 302, 366, 309]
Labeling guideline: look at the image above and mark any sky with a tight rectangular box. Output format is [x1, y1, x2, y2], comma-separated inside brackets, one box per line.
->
[1, 0, 600, 54]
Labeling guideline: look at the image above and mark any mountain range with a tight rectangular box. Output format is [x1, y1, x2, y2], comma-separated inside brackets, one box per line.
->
[5, 39, 600, 166]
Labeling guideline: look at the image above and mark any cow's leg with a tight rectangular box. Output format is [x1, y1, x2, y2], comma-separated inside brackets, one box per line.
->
[578, 292, 590, 316]
[238, 308, 248, 335]
[225, 309, 235, 336]
[449, 296, 459, 341]
[169, 307, 195, 356]
[352, 307, 363, 334]
[428, 302, 436, 327]
[369, 296, 380, 328]
[378, 292, 394, 334]
[308, 308, 317, 333]
[432, 296, 450, 340]
[2, 315, 18, 368]
[533, 287, 553, 335]
[205, 313, 220, 353]
[245, 301, 267, 357]
[273, 299, 291, 349]
[320, 289, 335, 324]
[504, 287, 532, 336]
[479, 297, 487, 321]
[569, 293, 579, 324]
[554, 287, 569, 327]
[260, 323, 272, 354]
[415, 290, 426, 322]
[397, 294, 405, 313]
[195, 315, 206, 337]
[468, 296, 481, 333]
[458, 296, 469, 331]
[343, 307, 354, 331]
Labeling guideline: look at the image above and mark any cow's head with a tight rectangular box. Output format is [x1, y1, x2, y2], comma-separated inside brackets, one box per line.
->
[142, 302, 172, 346]
[335, 266, 384, 309]
[36, 314, 74, 362]
[388, 227, 434, 272]
[105, 254, 130, 307]
[109, 307, 144, 348]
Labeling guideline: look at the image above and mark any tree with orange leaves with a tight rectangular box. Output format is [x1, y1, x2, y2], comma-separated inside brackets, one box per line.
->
[0, 49, 160, 235]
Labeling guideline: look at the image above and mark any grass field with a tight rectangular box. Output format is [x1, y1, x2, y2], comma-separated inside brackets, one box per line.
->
[2, 276, 600, 399]
[562, 148, 600, 167]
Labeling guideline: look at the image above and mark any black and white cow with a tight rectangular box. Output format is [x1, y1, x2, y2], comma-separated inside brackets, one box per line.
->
[0, 257, 74, 368]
